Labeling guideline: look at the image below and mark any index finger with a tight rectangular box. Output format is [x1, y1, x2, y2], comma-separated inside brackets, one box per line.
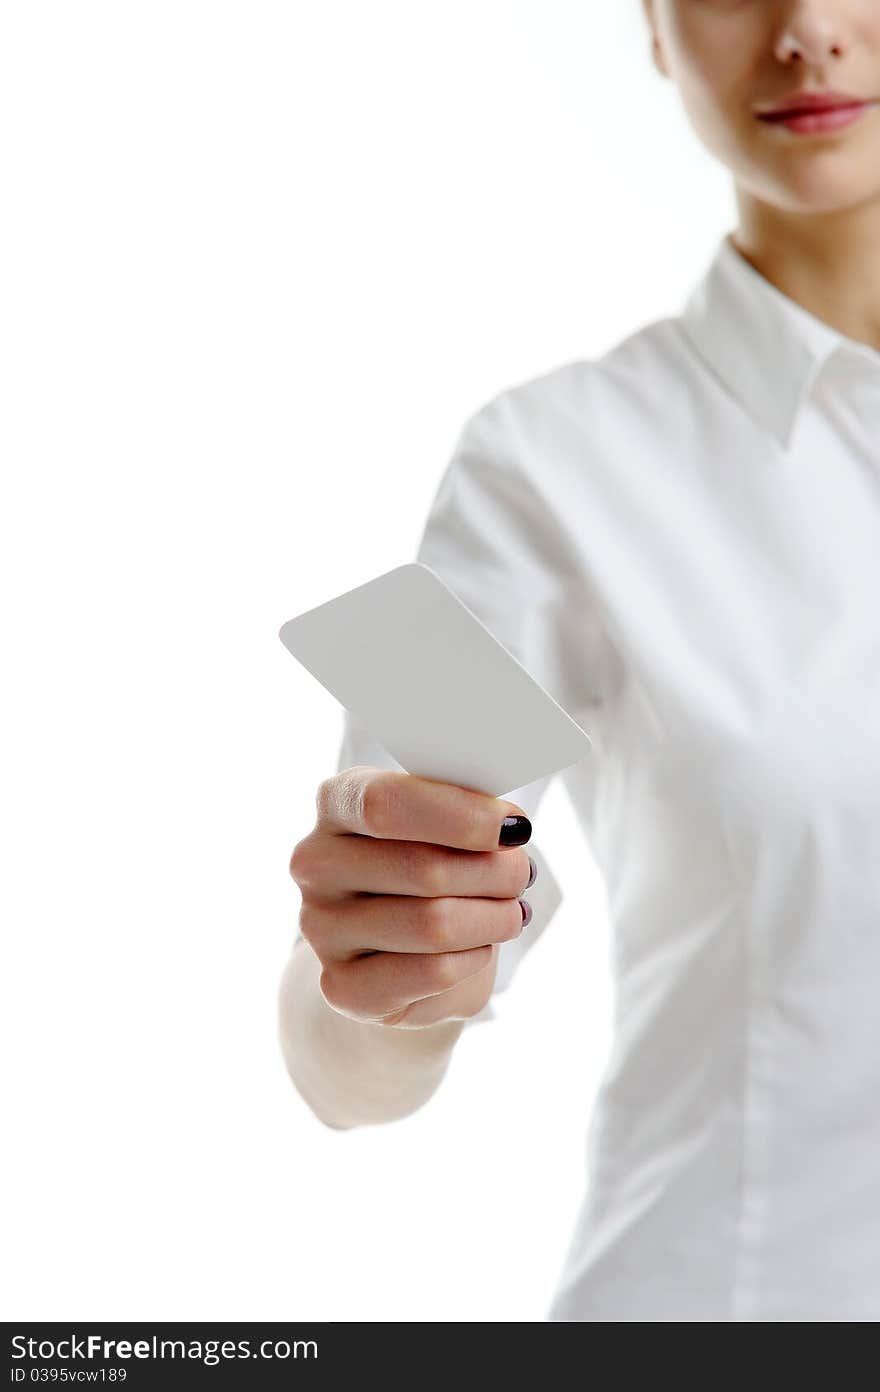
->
[318, 765, 533, 852]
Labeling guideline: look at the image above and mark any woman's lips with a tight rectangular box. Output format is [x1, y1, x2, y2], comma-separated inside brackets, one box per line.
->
[757, 101, 875, 134]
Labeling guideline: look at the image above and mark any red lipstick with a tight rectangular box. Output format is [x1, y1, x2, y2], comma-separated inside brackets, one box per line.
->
[755, 89, 877, 134]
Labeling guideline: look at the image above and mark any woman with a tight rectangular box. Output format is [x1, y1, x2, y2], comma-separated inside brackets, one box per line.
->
[280, 0, 880, 1320]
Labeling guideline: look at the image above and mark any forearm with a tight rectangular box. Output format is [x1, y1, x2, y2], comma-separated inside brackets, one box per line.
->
[278, 940, 465, 1129]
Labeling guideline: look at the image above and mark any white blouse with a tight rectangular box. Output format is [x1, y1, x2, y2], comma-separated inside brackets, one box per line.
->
[332, 229, 880, 1321]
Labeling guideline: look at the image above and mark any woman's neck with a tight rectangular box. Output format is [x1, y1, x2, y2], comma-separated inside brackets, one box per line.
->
[732, 189, 880, 354]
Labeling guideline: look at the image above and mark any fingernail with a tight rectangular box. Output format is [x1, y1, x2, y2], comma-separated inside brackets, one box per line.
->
[519, 898, 533, 927]
[526, 855, 537, 889]
[499, 815, 532, 847]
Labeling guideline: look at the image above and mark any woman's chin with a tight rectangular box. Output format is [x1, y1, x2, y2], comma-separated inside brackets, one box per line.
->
[737, 153, 880, 217]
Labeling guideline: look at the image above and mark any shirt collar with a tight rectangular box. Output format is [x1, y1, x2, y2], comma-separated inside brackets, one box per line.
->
[678, 230, 880, 450]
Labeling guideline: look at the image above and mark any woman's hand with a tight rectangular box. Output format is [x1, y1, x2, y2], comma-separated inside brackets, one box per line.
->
[289, 765, 536, 1029]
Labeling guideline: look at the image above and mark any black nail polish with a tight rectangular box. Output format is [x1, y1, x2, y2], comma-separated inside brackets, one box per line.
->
[519, 898, 533, 927]
[499, 815, 532, 847]
[526, 855, 537, 889]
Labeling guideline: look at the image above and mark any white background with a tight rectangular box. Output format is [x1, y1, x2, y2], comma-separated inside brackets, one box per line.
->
[1, 2, 735, 1321]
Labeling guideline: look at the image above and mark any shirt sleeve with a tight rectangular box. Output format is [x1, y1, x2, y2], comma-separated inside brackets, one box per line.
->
[296, 388, 596, 1026]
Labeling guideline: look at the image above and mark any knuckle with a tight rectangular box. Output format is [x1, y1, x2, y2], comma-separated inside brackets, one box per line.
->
[428, 952, 460, 992]
[318, 963, 343, 1007]
[319, 962, 361, 1016]
[299, 902, 332, 957]
[416, 850, 449, 899]
[317, 767, 375, 830]
[314, 776, 337, 821]
[289, 835, 320, 888]
[288, 838, 305, 882]
[359, 770, 399, 837]
[297, 901, 322, 949]
[417, 895, 455, 949]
